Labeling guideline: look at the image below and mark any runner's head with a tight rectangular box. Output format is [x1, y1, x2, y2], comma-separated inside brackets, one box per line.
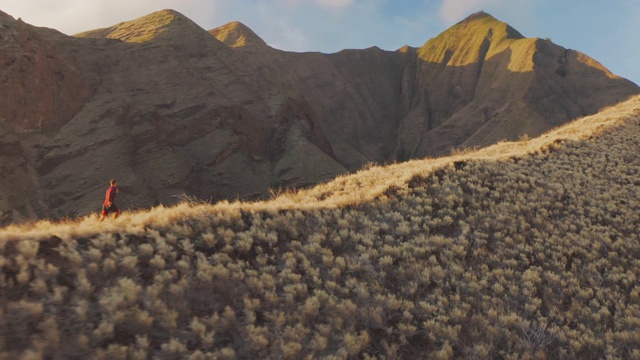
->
[110, 179, 117, 186]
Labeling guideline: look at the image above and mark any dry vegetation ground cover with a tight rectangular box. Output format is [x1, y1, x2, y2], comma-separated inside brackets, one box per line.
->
[2, 96, 640, 359]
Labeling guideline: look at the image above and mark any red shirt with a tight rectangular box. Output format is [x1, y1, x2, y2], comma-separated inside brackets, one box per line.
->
[104, 186, 118, 205]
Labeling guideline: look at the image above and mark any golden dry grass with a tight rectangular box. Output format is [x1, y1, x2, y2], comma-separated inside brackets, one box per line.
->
[209, 21, 256, 48]
[417, 12, 523, 68]
[74, 10, 178, 43]
[2, 95, 640, 358]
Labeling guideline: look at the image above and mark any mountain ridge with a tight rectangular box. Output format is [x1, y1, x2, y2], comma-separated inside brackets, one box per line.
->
[0, 8, 638, 224]
[74, 9, 225, 49]
[75, 9, 183, 42]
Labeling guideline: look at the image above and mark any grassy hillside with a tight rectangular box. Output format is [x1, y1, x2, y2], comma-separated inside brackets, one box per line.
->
[74, 9, 181, 43]
[2, 95, 640, 358]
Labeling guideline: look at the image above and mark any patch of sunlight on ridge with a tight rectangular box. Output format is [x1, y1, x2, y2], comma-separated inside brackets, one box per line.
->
[575, 51, 620, 80]
[505, 38, 536, 73]
[212, 22, 248, 48]
[418, 14, 503, 64]
[417, 12, 535, 73]
[74, 9, 177, 43]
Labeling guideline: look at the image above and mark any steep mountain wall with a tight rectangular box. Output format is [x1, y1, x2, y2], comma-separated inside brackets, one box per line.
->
[0, 9, 637, 223]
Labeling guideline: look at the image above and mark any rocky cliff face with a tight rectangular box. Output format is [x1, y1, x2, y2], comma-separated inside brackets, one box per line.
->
[0, 9, 637, 223]
[0, 12, 90, 133]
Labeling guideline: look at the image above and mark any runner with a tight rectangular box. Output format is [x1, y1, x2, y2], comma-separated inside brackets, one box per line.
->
[99, 179, 120, 221]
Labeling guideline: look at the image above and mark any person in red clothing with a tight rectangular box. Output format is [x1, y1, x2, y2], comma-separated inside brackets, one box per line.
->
[99, 179, 120, 221]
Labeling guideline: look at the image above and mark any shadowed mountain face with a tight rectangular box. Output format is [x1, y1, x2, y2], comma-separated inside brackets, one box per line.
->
[0, 9, 638, 223]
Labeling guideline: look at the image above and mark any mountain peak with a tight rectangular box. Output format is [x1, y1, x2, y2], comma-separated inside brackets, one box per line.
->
[455, 10, 523, 40]
[463, 10, 492, 21]
[209, 21, 267, 48]
[74, 9, 208, 43]
[418, 11, 524, 66]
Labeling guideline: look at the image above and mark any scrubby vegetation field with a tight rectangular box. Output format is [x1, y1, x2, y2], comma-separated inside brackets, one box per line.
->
[2, 96, 640, 359]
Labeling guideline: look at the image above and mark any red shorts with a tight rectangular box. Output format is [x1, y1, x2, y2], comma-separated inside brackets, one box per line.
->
[101, 203, 119, 216]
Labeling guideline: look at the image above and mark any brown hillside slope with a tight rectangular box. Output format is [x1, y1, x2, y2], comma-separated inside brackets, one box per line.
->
[2, 95, 640, 358]
[0, 10, 91, 223]
[0, 11, 90, 133]
[0, 9, 638, 225]
[7, 10, 350, 223]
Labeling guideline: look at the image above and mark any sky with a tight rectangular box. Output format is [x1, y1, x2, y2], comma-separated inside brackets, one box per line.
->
[1, 0, 639, 85]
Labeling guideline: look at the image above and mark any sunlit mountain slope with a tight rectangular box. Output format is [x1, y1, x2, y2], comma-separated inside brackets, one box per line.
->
[1, 9, 638, 224]
[1, 95, 640, 358]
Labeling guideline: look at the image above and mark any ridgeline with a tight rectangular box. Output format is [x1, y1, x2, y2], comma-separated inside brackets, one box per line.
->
[1, 96, 640, 358]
